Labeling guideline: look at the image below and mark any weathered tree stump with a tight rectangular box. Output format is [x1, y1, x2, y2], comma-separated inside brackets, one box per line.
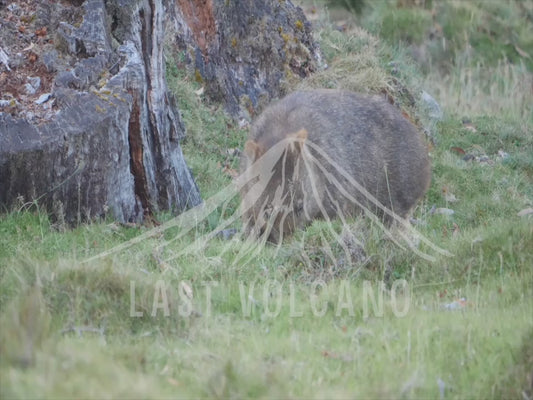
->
[0, 0, 201, 224]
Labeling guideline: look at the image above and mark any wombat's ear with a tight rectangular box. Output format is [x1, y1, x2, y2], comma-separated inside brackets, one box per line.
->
[288, 128, 308, 153]
[244, 140, 260, 161]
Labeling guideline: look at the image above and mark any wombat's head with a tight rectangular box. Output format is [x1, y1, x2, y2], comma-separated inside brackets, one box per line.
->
[239, 129, 308, 243]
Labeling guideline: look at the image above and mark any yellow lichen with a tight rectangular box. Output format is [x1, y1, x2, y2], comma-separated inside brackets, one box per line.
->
[194, 69, 204, 83]
[231, 37, 238, 48]
[295, 20, 303, 30]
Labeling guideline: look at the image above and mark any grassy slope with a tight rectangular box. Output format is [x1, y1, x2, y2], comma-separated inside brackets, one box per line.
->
[1, 0, 532, 398]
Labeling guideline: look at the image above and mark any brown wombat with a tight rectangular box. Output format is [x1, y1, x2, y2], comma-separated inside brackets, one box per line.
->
[239, 89, 431, 242]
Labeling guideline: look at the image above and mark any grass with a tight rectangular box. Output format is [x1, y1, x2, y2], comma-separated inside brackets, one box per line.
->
[1, 1, 533, 398]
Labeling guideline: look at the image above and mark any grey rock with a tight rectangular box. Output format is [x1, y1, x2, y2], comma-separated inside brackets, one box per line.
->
[169, 0, 321, 119]
[216, 228, 239, 240]
[7, 3, 18, 12]
[0, 46, 10, 71]
[54, 71, 82, 89]
[35, 93, 52, 104]
[42, 50, 59, 73]
[25, 76, 42, 95]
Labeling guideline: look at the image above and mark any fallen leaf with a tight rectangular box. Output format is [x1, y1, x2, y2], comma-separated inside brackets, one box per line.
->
[450, 146, 466, 155]
[514, 44, 531, 59]
[35, 27, 47, 37]
[18, 25, 26, 33]
[225, 148, 240, 157]
[321, 350, 353, 362]
[28, 52, 38, 63]
[222, 165, 239, 178]
[517, 207, 533, 217]
[23, 43, 35, 51]
[167, 377, 180, 386]
[434, 207, 454, 216]
[463, 122, 477, 132]
[180, 281, 193, 300]
[452, 223, 460, 238]
[442, 298, 468, 310]
[445, 192, 458, 203]
[441, 186, 458, 203]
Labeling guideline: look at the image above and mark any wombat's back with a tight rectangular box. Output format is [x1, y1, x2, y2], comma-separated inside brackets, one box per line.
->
[240, 89, 431, 241]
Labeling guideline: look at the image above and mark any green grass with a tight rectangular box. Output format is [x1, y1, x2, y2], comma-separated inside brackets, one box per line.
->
[1, 1, 533, 398]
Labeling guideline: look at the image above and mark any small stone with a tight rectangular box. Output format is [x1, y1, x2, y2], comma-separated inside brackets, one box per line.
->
[7, 3, 19, 12]
[497, 150, 510, 159]
[35, 93, 52, 104]
[25, 76, 41, 95]
[25, 83, 37, 95]
[0, 46, 10, 71]
[216, 228, 238, 240]
[42, 50, 59, 73]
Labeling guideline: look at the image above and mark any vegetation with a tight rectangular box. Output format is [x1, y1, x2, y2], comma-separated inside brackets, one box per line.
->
[1, 0, 532, 398]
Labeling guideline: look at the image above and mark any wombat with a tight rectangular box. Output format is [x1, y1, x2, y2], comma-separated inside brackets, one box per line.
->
[239, 89, 431, 243]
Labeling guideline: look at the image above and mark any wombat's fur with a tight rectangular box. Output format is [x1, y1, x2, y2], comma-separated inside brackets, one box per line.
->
[239, 89, 431, 242]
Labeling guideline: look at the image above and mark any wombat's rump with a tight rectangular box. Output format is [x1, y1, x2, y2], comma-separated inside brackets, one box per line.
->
[239, 89, 431, 242]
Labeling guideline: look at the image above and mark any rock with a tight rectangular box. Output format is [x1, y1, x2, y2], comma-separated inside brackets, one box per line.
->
[0, 0, 201, 225]
[0, 46, 10, 71]
[54, 71, 82, 89]
[42, 50, 59, 73]
[25, 77, 42, 95]
[169, 0, 322, 119]
[35, 93, 52, 104]
[420, 90, 443, 121]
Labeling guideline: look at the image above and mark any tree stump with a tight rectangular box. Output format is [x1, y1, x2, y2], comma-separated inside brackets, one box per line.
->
[0, 0, 201, 224]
